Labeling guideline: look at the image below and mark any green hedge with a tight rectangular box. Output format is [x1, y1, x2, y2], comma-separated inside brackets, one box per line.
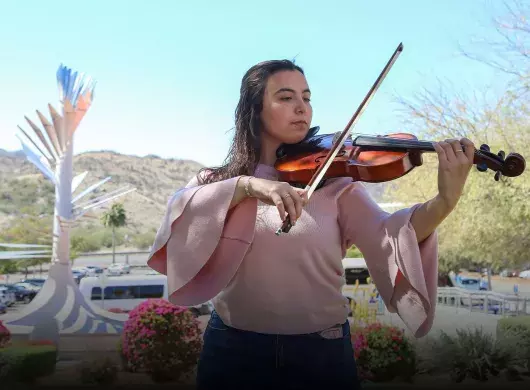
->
[0, 345, 57, 383]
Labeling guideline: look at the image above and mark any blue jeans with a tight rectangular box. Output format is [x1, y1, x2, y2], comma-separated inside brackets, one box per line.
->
[196, 311, 361, 389]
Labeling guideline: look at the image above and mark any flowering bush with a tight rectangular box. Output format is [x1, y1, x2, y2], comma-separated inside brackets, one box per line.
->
[0, 321, 10, 348]
[351, 322, 416, 382]
[120, 299, 203, 382]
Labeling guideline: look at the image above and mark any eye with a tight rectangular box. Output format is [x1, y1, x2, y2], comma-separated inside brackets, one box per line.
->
[304, 97, 311, 102]
[280, 96, 292, 101]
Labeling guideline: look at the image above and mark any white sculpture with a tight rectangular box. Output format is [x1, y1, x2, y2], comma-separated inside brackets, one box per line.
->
[2, 64, 135, 334]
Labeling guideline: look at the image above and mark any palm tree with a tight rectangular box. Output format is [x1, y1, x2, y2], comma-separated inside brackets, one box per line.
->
[101, 203, 127, 264]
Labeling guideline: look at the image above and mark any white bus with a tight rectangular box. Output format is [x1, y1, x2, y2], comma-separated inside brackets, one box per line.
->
[79, 274, 212, 316]
[341, 257, 370, 285]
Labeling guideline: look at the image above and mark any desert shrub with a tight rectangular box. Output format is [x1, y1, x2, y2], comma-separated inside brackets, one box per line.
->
[0, 321, 11, 348]
[422, 327, 518, 382]
[70, 227, 127, 253]
[70, 234, 101, 253]
[497, 316, 530, 372]
[131, 232, 155, 250]
[351, 322, 417, 382]
[120, 299, 202, 382]
[78, 356, 119, 385]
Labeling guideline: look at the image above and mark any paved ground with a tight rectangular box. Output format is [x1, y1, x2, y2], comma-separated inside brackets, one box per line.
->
[377, 304, 501, 341]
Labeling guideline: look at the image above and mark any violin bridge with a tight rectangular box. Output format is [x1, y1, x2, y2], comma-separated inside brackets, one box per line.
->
[332, 131, 353, 146]
[332, 131, 342, 145]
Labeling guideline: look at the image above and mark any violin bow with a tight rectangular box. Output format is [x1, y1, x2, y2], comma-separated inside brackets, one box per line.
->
[276, 42, 404, 236]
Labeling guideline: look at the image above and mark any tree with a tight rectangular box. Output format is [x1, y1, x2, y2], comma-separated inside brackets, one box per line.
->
[458, 0, 530, 80]
[0, 216, 53, 276]
[0, 261, 19, 283]
[101, 202, 127, 264]
[387, 1, 530, 278]
[346, 245, 363, 258]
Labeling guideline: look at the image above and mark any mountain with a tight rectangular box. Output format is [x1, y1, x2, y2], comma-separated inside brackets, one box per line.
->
[0, 149, 25, 158]
[0, 149, 204, 236]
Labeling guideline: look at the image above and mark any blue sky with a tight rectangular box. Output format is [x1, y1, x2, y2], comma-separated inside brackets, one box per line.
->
[0, 0, 514, 167]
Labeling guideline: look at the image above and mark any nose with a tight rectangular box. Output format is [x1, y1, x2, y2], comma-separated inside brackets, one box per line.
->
[295, 96, 306, 114]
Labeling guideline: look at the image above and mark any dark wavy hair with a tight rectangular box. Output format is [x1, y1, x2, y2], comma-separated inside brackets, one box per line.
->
[198, 59, 304, 184]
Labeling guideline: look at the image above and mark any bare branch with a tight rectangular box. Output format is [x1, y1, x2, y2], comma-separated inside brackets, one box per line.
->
[458, 0, 530, 78]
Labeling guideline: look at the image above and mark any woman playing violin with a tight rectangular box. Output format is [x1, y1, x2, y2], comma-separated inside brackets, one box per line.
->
[147, 59, 475, 389]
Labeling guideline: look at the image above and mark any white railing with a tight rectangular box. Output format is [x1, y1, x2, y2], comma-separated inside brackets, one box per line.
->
[437, 286, 530, 316]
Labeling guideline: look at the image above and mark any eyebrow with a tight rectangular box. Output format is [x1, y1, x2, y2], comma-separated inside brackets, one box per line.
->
[274, 87, 311, 95]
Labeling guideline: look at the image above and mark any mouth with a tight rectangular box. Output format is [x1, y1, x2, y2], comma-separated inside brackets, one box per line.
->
[291, 120, 308, 125]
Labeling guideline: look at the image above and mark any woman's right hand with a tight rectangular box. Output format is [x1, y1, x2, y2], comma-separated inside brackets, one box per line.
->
[247, 177, 308, 224]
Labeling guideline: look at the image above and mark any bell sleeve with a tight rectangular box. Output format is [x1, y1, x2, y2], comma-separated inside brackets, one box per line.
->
[147, 173, 258, 306]
[336, 179, 439, 338]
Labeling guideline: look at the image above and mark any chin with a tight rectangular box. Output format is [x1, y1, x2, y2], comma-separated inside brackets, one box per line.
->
[281, 130, 310, 144]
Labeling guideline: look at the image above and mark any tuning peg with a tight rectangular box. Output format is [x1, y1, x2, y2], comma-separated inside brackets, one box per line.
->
[477, 163, 488, 172]
[495, 171, 502, 181]
[480, 144, 490, 152]
[498, 150, 505, 161]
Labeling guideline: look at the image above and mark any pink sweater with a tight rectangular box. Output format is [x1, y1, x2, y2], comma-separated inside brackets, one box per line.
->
[147, 163, 439, 338]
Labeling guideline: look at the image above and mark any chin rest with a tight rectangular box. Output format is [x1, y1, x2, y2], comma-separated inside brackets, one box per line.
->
[276, 126, 320, 158]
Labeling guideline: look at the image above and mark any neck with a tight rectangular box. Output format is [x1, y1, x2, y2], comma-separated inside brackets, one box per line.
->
[353, 135, 435, 151]
[259, 133, 282, 166]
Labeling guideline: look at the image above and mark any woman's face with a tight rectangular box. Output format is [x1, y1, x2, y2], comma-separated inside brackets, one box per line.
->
[260, 70, 312, 145]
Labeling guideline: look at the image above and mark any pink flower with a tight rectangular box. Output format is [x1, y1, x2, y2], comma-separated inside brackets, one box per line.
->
[118, 298, 203, 378]
[349, 322, 414, 381]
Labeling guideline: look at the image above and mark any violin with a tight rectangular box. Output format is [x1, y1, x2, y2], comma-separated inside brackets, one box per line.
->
[274, 43, 526, 236]
[275, 129, 526, 185]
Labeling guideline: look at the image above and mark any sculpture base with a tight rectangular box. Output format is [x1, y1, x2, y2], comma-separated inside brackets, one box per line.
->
[2, 262, 128, 335]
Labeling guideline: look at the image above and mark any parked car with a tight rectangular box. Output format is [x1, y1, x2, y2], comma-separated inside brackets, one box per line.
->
[500, 269, 518, 278]
[106, 263, 131, 276]
[456, 276, 488, 291]
[0, 286, 16, 307]
[72, 270, 86, 284]
[14, 282, 41, 292]
[72, 267, 90, 276]
[20, 278, 47, 287]
[0, 284, 37, 303]
[85, 265, 104, 274]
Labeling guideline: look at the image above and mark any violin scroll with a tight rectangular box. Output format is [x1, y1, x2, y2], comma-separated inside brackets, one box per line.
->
[474, 143, 525, 181]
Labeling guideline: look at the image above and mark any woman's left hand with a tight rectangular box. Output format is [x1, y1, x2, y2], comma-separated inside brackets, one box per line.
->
[432, 137, 476, 212]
